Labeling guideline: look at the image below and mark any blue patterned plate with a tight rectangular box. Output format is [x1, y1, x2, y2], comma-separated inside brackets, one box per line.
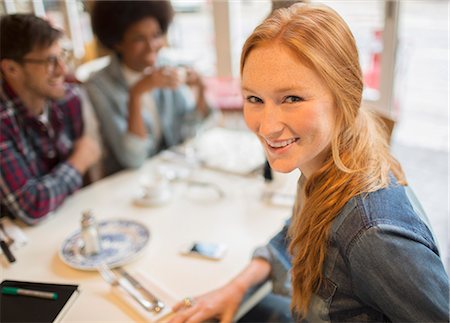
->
[60, 219, 150, 270]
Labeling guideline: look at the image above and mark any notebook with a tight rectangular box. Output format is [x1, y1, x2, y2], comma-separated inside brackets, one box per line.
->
[0, 280, 79, 322]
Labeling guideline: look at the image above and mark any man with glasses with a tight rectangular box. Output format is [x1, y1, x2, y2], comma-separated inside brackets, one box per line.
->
[0, 14, 101, 225]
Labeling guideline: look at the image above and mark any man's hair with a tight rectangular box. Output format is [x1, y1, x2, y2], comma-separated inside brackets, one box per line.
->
[91, 0, 174, 51]
[0, 14, 63, 61]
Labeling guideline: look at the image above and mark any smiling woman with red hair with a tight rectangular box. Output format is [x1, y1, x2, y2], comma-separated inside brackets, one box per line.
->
[169, 3, 449, 323]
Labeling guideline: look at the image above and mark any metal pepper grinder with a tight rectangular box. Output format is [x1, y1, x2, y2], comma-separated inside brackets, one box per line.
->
[80, 210, 102, 256]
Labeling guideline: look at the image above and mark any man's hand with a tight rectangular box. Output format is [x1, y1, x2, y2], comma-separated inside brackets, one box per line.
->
[67, 135, 101, 174]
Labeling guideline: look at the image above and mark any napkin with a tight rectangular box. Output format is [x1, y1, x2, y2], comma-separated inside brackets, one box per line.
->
[110, 270, 177, 322]
[0, 217, 28, 253]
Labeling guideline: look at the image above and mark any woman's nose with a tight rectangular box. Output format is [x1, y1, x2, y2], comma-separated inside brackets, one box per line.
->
[259, 104, 284, 137]
[146, 37, 161, 51]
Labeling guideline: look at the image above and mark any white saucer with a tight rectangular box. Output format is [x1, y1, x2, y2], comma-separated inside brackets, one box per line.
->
[133, 184, 173, 207]
[60, 219, 149, 271]
[133, 192, 172, 207]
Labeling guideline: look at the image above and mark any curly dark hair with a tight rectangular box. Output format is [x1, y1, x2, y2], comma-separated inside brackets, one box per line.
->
[91, 0, 174, 51]
[0, 14, 63, 61]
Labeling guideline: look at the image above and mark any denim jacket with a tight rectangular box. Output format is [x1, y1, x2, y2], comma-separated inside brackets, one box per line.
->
[254, 176, 449, 322]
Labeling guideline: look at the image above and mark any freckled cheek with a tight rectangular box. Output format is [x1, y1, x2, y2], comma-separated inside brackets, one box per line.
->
[293, 109, 331, 143]
[243, 106, 260, 133]
[308, 121, 334, 146]
[295, 121, 316, 141]
[290, 110, 317, 137]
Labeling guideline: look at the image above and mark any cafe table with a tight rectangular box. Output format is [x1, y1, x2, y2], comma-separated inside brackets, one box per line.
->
[1, 142, 299, 322]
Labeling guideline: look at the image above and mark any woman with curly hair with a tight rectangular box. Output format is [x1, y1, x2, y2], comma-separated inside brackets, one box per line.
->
[85, 0, 209, 175]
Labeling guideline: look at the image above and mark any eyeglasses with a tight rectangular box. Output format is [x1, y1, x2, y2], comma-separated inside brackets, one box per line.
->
[20, 50, 71, 73]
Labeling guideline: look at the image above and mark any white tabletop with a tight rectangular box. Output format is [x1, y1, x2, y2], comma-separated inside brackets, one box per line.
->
[2, 149, 299, 321]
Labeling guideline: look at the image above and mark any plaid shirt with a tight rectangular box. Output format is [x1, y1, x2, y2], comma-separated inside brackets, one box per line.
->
[0, 80, 83, 225]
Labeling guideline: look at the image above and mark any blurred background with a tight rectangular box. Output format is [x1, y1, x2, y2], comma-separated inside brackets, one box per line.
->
[1, 0, 447, 270]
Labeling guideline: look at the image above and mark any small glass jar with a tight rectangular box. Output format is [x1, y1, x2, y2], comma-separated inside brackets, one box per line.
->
[80, 210, 102, 256]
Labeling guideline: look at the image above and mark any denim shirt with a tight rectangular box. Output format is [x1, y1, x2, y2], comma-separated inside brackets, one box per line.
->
[84, 54, 197, 175]
[254, 176, 449, 322]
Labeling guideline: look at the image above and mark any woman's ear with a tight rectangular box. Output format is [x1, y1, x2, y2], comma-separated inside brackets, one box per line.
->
[0, 59, 21, 79]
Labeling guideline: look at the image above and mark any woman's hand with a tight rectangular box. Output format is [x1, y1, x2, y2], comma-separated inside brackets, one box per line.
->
[168, 259, 271, 323]
[184, 68, 204, 88]
[181, 67, 209, 117]
[168, 282, 247, 323]
[130, 67, 182, 98]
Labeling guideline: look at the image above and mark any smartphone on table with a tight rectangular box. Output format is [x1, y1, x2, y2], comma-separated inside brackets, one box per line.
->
[180, 242, 227, 261]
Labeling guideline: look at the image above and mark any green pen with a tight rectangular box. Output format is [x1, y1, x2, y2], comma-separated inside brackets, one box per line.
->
[1, 287, 58, 300]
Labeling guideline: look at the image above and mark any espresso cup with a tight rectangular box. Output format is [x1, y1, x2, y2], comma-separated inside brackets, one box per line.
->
[176, 67, 188, 84]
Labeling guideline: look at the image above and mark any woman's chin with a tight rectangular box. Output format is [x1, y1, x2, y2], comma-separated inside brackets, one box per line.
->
[267, 159, 298, 174]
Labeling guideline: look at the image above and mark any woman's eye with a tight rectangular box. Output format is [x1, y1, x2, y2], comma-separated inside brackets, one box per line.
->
[246, 96, 263, 104]
[284, 96, 304, 103]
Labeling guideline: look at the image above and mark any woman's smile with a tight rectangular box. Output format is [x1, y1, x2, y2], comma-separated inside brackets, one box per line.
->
[263, 137, 299, 155]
